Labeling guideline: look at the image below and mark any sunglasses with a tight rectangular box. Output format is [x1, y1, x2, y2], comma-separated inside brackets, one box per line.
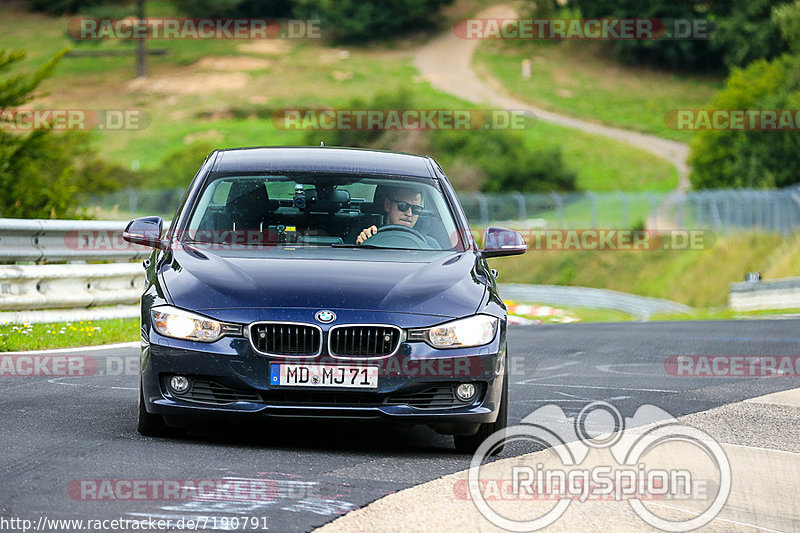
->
[391, 200, 424, 215]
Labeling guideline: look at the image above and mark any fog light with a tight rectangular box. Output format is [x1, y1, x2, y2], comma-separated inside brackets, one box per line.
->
[169, 375, 190, 395]
[456, 383, 476, 402]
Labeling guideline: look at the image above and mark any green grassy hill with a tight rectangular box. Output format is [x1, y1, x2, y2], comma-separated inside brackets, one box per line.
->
[1, 3, 676, 192]
[490, 231, 800, 308]
[475, 40, 723, 142]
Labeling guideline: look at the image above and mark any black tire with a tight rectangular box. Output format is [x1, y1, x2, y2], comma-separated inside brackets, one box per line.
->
[454, 368, 508, 455]
[137, 382, 171, 437]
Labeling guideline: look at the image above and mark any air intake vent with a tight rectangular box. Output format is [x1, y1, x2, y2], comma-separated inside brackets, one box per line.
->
[180, 379, 261, 405]
[250, 323, 322, 356]
[385, 384, 484, 410]
[329, 325, 401, 358]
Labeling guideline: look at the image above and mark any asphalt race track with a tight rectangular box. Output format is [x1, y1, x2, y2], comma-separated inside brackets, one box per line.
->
[1, 320, 798, 532]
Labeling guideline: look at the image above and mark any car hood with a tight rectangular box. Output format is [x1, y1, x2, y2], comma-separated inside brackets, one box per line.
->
[160, 246, 486, 319]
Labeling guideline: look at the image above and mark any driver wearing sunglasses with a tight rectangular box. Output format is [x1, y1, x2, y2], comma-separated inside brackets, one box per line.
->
[356, 187, 431, 245]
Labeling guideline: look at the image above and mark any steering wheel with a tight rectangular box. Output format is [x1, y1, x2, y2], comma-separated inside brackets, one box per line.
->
[363, 224, 432, 249]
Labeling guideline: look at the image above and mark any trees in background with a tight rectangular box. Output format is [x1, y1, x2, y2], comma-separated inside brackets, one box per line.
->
[689, 1, 800, 189]
[29, 0, 453, 41]
[688, 55, 800, 188]
[293, 0, 453, 41]
[568, 0, 790, 71]
[0, 49, 125, 218]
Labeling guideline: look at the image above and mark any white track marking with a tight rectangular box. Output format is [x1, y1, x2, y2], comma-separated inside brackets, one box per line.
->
[641, 501, 783, 533]
[2, 342, 138, 355]
[47, 376, 137, 391]
[519, 382, 679, 393]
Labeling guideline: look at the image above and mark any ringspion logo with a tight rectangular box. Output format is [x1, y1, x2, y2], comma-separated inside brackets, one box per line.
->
[468, 402, 730, 531]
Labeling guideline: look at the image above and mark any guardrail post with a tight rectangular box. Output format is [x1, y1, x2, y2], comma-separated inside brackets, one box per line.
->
[127, 189, 138, 217]
[475, 192, 489, 228]
[513, 192, 526, 222]
[588, 193, 597, 229]
[549, 192, 564, 229]
[648, 194, 659, 232]
[618, 191, 629, 228]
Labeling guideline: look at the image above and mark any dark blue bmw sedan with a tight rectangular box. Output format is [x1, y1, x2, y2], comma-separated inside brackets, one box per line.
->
[123, 146, 526, 453]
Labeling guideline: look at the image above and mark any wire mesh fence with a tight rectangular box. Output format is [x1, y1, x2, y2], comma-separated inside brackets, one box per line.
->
[459, 187, 800, 235]
[87, 186, 800, 235]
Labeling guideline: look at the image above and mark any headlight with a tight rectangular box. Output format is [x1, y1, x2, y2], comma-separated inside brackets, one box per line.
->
[416, 315, 498, 348]
[151, 306, 223, 342]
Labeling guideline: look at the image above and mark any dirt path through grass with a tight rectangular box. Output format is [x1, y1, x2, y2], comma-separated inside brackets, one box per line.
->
[414, 4, 690, 191]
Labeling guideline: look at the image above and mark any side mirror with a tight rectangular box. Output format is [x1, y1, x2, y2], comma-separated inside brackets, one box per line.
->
[481, 226, 527, 258]
[122, 216, 168, 250]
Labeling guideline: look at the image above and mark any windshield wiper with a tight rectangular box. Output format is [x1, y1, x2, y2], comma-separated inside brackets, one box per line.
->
[331, 243, 426, 251]
[330, 243, 382, 249]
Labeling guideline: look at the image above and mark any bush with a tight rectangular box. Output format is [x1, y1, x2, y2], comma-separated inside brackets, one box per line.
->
[773, 0, 800, 54]
[302, 91, 577, 193]
[1, 130, 132, 218]
[171, 0, 294, 18]
[712, 0, 790, 69]
[293, 0, 453, 41]
[430, 130, 577, 193]
[139, 142, 215, 189]
[568, 0, 722, 70]
[301, 91, 414, 148]
[689, 55, 800, 189]
[0, 48, 127, 219]
[567, 0, 791, 71]
[28, 0, 106, 15]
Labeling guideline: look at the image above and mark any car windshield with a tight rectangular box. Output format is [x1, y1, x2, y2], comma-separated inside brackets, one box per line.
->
[182, 173, 466, 251]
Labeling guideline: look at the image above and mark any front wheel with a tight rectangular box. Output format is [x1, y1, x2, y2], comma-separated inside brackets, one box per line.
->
[137, 381, 171, 437]
[454, 368, 508, 455]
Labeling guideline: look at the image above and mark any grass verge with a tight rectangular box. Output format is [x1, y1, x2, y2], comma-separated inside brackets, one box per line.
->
[0, 318, 139, 351]
[475, 40, 723, 143]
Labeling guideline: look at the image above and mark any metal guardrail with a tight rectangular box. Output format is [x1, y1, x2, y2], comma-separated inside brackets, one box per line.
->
[0, 263, 144, 311]
[0, 218, 155, 263]
[498, 283, 692, 319]
[0, 216, 796, 319]
[729, 278, 800, 311]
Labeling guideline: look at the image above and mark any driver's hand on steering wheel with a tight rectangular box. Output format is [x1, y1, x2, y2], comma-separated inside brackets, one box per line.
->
[356, 225, 378, 244]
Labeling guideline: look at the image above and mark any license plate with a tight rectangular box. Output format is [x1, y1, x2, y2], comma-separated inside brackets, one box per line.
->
[270, 363, 379, 389]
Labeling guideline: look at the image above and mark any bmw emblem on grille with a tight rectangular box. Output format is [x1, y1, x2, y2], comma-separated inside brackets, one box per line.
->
[315, 310, 336, 323]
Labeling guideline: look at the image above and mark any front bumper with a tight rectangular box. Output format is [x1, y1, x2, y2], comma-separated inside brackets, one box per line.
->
[140, 310, 506, 430]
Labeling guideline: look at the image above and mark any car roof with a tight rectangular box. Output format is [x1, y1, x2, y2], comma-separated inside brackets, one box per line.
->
[210, 146, 436, 178]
